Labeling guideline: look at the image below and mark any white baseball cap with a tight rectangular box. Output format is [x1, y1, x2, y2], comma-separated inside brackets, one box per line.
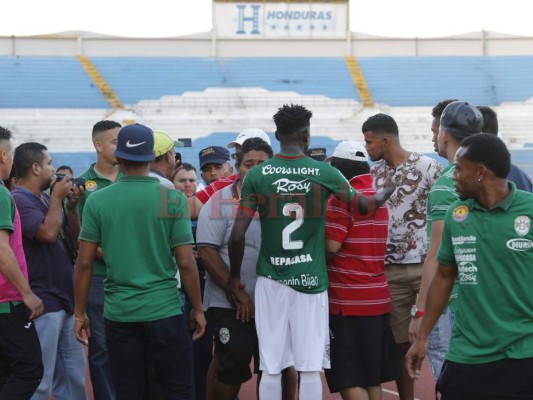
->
[227, 128, 271, 148]
[325, 141, 369, 162]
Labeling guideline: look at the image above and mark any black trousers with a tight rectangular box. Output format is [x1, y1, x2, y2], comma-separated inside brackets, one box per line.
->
[438, 358, 533, 399]
[0, 302, 43, 400]
[105, 314, 195, 400]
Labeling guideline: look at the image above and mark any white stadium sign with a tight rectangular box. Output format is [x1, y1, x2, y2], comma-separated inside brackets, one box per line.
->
[214, 2, 348, 39]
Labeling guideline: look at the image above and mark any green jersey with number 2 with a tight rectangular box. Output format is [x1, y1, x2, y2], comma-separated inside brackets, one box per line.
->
[240, 153, 356, 293]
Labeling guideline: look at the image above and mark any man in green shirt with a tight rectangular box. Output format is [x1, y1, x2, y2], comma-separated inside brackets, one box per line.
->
[409, 100, 483, 380]
[77, 119, 121, 400]
[406, 134, 533, 399]
[227, 104, 395, 400]
[73, 123, 205, 399]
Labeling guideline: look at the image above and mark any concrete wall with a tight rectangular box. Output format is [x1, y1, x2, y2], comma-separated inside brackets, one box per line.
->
[1, 30, 533, 57]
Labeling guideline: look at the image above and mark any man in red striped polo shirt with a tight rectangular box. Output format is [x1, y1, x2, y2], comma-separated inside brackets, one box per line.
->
[324, 141, 401, 400]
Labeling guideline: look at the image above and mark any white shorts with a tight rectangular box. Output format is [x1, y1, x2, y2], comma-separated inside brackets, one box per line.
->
[254, 276, 330, 374]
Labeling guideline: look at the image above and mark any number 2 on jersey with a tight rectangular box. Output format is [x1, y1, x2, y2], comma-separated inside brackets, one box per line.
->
[282, 203, 304, 250]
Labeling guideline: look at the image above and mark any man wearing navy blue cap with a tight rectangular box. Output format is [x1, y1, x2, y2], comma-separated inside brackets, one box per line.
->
[306, 147, 328, 162]
[73, 123, 206, 399]
[198, 146, 233, 186]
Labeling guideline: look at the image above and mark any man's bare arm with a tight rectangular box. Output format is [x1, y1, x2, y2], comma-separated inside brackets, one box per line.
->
[408, 219, 444, 343]
[405, 263, 457, 379]
[73, 240, 98, 345]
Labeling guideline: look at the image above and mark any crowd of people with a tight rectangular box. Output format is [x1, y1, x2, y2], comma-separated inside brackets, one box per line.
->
[1, 101, 532, 400]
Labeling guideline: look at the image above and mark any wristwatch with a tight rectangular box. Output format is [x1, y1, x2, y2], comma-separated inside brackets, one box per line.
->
[411, 305, 424, 318]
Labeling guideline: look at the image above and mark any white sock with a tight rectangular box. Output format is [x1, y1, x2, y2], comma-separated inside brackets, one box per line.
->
[259, 372, 282, 400]
[299, 371, 322, 400]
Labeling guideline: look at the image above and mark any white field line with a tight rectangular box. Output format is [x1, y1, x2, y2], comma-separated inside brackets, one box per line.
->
[382, 387, 421, 400]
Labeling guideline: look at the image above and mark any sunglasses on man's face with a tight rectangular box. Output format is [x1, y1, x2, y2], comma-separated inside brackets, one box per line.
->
[175, 152, 182, 163]
[231, 152, 240, 160]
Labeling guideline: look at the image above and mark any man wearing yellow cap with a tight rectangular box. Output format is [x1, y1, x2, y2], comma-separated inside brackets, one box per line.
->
[149, 131, 184, 189]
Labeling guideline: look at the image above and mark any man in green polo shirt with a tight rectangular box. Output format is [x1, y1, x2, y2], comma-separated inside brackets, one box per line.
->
[408, 100, 483, 381]
[73, 123, 205, 399]
[77, 119, 121, 400]
[406, 134, 533, 399]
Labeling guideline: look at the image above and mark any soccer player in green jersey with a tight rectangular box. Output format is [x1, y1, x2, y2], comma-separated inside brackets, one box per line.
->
[227, 104, 395, 400]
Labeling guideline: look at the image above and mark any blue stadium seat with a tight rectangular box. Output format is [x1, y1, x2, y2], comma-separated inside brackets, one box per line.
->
[2, 55, 533, 108]
[0, 56, 108, 108]
[358, 56, 533, 106]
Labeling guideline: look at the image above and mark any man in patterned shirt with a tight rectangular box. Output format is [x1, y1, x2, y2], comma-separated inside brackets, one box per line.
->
[227, 104, 395, 400]
[363, 113, 442, 399]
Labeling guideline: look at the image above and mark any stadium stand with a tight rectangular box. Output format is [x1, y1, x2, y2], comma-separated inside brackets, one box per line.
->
[3, 56, 533, 108]
[0, 56, 108, 108]
[359, 56, 533, 106]
[1, 55, 532, 178]
[90, 56, 359, 103]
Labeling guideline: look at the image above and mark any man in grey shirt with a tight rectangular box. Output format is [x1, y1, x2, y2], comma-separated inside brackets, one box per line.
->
[196, 137, 296, 400]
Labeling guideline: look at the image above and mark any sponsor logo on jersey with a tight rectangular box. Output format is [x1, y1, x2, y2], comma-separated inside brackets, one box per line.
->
[514, 216, 530, 236]
[452, 235, 476, 245]
[262, 165, 321, 176]
[267, 271, 319, 289]
[458, 261, 478, 285]
[85, 180, 97, 192]
[506, 238, 533, 251]
[272, 178, 311, 194]
[270, 254, 313, 266]
[219, 327, 230, 344]
[452, 205, 469, 222]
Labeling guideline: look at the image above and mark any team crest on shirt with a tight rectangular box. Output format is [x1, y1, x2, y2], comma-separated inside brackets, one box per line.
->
[514, 216, 530, 236]
[219, 327, 230, 344]
[452, 205, 469, 222]
[85, 180, 97, 192]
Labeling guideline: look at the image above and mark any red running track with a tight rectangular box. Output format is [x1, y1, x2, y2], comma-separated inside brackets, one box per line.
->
[82, 356, 435, 399]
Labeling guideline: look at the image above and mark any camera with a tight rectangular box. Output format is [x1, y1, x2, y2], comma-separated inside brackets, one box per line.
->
[178, 138, 192, 147]
[55, 173, 86, 188]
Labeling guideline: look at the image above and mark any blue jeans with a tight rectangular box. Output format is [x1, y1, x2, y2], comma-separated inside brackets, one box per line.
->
[105, 314, 194, 400]
[427, 307, 455, 380]
[86, 275, 116, 400]
[31, 310, 87, 400]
